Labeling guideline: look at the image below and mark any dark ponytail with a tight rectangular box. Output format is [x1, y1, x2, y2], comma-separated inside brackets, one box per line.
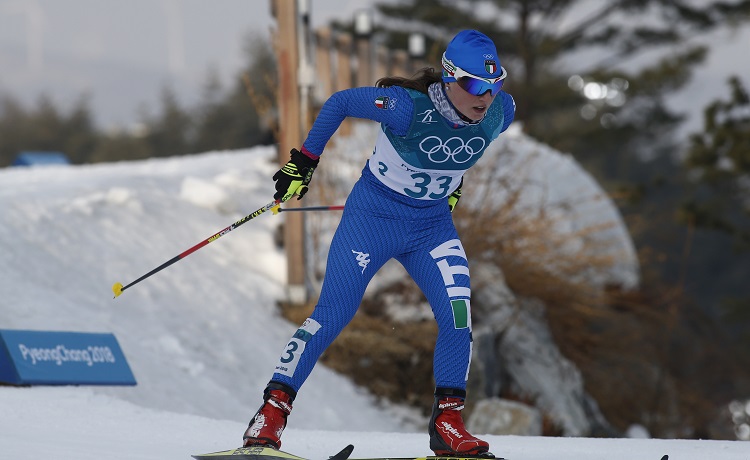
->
[376, 67, 442, 94]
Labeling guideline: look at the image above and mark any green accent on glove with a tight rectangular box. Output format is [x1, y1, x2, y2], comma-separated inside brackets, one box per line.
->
[448, 186, 462, 213]
[273, 149, 319, 202]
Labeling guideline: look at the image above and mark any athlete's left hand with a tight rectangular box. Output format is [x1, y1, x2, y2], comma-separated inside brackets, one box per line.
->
[448, 180, 463, 213]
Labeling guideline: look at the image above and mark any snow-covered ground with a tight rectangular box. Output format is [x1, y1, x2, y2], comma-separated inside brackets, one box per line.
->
[1, 134, 747, 459]
[2, 387, 747, 460]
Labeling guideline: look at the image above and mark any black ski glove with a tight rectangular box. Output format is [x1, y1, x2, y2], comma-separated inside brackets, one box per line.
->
[448, 179, 463, 213]
[273, 148, 319, 202]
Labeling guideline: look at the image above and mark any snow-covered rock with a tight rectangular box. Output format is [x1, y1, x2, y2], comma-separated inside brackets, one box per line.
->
[471, 264, 616, 437]
[468, 397, 543, 436]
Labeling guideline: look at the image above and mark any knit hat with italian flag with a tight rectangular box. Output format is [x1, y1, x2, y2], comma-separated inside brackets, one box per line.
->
[442, 29, 502, 82]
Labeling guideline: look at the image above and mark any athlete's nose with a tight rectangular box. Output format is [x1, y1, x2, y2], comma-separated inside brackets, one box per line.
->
[477, 90, 494, 103]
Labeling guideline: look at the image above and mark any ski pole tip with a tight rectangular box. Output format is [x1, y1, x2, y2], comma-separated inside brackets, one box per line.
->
[112, 282, 124, 298]
[271, 204, 281, 215]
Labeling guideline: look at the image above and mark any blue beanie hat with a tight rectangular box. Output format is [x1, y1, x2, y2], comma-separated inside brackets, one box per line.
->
[442, 30, 503, 82]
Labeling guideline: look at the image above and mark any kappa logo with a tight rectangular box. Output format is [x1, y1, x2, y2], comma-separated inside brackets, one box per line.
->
[351, 250, 371, 273]
[417, 109, 438, 123]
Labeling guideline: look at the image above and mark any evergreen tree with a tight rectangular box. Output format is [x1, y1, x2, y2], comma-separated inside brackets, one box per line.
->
[62, 95, 99, 164]
[0, 34, 277, 166]
[685, 75, 750, 228]
[0, 93, 98, 166]
[142, 86, 193, 158]
[0, 96, 29, 166]
[683, 76, 750, 347]
[192, 35, 277, 153]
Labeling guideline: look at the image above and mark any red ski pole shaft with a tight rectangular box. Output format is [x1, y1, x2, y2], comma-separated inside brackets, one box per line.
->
[112, 199, 280, 298]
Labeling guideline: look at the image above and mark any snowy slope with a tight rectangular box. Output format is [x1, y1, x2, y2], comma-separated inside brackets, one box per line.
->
[1, 140, 747, 459]
[0, 147, 412, 430]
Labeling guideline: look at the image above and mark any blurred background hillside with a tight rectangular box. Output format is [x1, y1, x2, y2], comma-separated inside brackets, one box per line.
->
[1, 0, 749, 441]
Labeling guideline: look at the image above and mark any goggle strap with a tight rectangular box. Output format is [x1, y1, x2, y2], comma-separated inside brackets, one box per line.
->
[442, 53, 507, 84]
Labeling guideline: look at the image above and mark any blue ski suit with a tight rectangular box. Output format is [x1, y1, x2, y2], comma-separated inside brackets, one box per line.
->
[270, 84, 515, 392]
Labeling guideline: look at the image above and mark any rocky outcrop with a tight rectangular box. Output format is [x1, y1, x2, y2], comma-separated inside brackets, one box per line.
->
[470, 264, 618, 437]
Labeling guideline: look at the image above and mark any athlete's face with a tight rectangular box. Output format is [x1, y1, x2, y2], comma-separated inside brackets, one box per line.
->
[445, 82, 496, 122]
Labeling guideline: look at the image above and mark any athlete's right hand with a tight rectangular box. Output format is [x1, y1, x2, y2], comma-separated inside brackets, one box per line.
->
[273, 148, 320, 202]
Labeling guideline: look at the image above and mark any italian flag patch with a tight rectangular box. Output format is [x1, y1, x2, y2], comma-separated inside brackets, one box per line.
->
[450, 299, 469, 329]
[374, 96, 390, 110]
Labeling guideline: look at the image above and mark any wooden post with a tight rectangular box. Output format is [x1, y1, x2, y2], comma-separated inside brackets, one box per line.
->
[314, 27, 334, 103]
[375, 45, 389, 82]
[271, 0, 306, 304]
[334, 31, 353, 136]
[390, 49, 410, 78]
[356, 35, 372, 87]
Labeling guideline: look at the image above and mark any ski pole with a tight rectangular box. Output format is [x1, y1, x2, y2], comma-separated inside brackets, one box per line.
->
[112, 199, 280, 298]
[271, 205, 344, 214]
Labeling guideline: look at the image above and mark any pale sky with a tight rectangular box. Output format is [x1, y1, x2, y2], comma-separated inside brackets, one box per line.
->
[0, 0, 748, 136]
[0, 0, 372, 129]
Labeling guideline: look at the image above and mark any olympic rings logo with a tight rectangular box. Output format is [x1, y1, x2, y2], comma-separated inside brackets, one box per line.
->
[419, 136, 486, 164]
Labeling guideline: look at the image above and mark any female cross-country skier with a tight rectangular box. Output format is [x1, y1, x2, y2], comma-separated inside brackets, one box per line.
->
[243, 29, 515, 457]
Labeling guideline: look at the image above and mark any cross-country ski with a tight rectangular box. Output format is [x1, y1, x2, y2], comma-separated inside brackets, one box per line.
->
[192, 444, 354, 460]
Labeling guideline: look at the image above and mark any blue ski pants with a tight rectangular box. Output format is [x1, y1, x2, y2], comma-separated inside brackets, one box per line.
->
[270, 166, 473, 393]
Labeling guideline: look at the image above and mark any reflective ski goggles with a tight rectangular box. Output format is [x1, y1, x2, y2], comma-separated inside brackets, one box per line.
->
[442, 54, 507, 96]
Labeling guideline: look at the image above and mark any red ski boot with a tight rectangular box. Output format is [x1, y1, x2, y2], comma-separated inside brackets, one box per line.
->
[428, 388, 492, 457]
[243, 383, 295, 449]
